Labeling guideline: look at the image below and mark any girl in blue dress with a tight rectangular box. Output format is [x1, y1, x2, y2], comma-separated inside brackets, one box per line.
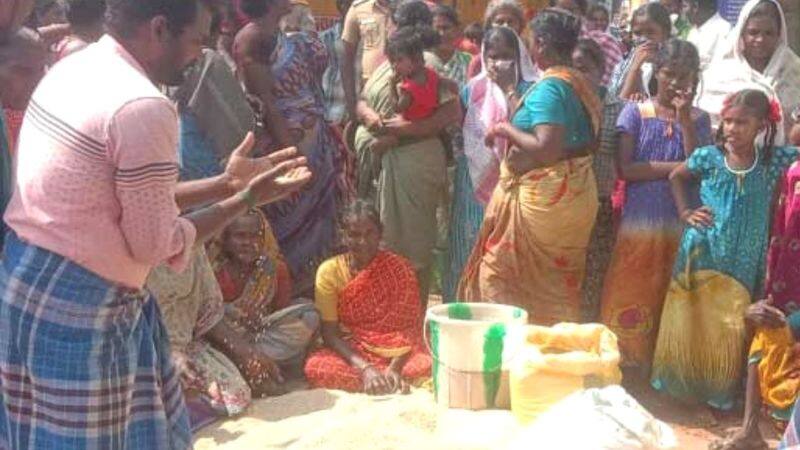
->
[652, 89, 797, 409]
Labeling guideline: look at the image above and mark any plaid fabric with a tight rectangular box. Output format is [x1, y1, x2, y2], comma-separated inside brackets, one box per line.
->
[0, 233, 191, 450]
[581, 198, 616, 322]
[583, 30, 624, 86]
[595, 98, 625, 197]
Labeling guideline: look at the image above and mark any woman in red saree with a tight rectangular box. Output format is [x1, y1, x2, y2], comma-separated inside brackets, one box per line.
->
[304, 200, 431, 394]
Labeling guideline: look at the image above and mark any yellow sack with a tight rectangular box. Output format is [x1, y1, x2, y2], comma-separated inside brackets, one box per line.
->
[510, 323, 622, 424]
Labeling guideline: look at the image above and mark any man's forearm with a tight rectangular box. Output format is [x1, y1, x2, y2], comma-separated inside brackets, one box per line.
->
[175, 174, 234, 212]
[184, 191, 250, 244]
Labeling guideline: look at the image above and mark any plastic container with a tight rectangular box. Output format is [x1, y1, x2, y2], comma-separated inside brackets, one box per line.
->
[425, 302, 528, 410]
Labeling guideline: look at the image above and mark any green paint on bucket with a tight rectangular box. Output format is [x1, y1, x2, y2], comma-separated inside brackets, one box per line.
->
[448, 303, 473, 320]
[430, 320, 441, 401]
[482, 323, 506, 408]
[513, 308, 523, 319]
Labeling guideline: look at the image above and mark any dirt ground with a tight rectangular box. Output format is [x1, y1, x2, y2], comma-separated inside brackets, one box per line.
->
[197, 376, 785, 449]
[625, 378, 782, 449]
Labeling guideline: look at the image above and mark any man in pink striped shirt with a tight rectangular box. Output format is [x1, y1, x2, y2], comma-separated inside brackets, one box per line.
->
[0, 0, 311, 448]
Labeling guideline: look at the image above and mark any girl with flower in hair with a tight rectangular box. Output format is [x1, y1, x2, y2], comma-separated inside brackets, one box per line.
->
[711, 109, 800, 450]
[651, 89, 797, 412]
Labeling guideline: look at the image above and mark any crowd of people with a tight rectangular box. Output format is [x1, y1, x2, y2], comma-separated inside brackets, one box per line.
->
[2, 0, 800, 448]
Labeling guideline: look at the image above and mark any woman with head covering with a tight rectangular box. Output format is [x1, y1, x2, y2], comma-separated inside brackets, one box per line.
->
[697, 0, 800, 140]
[210, 210, 319, 373]
[551, 0, 624, 86]
[147, 248, 274, 431]
[444, 25, 537, 302]
[458, 8, 602, 325]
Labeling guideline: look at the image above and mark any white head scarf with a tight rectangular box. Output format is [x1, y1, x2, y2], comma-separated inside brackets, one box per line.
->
[698, 0, 800, 143]
[462, 27, 537, 205]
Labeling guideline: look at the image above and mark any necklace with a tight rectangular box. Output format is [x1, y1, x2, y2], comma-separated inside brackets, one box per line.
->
[654, 101, 676, 139]
[724, 150, 759, 193]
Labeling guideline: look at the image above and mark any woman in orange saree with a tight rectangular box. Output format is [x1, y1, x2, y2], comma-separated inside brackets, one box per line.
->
[458, 9, 602, 325]
[304, 200, 431, 393]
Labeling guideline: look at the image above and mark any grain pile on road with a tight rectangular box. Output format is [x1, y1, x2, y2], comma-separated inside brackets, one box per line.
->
[194, 389, 521, 450]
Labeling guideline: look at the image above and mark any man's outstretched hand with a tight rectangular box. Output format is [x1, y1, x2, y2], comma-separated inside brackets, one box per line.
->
[245, 151, 312, 206]
[224, 132, 306, 193]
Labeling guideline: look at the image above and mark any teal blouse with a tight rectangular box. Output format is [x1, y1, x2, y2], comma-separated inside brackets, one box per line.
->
[511, 78, 593, 148]
[675, 145, 799, 295]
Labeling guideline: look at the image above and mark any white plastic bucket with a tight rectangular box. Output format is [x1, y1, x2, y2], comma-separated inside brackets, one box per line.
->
[425, 303, 528, 410]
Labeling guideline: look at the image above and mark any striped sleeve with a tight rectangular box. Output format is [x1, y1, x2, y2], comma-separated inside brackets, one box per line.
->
[108, 97, 196, 271]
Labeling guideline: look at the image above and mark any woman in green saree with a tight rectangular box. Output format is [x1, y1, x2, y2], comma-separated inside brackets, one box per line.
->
[353, 1, 461, 303]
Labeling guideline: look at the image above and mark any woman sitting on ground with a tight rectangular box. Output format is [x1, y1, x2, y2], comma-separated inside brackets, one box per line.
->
[304, 200, 432, 394]
[148, 211, 320, 429]
[210, 209, 320, 375]
[147, 249, 283, 429]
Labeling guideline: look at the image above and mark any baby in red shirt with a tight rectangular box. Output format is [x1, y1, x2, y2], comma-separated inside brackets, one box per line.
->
[386, 26, 442, 121]
[394, 67, 439, 120]
[360, 25, 458, 161]
[386, 27, 458, 121]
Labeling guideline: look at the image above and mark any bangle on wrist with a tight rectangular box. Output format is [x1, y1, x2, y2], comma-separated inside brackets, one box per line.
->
[239, 188, 258, 210]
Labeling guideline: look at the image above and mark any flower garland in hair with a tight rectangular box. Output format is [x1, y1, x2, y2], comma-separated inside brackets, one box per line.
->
[721, 92, 735, 116]
[768, 98, 782, 124]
